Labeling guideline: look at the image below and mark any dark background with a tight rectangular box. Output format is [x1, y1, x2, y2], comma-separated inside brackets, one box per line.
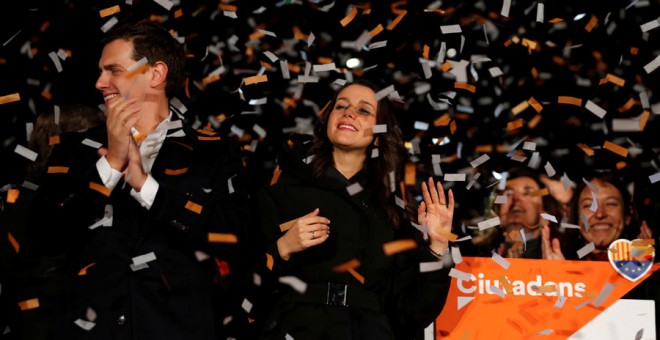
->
[1, 0, 659, 231]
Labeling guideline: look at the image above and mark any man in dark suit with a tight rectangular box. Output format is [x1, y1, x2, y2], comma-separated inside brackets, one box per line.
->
[28, 20, 251, 339]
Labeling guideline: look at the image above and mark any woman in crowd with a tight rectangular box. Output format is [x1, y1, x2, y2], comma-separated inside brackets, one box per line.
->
[255, 79, 455, 339]
[541, 172, 652, 261]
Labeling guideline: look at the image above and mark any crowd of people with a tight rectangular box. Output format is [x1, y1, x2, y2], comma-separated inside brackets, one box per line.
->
[1, 1, 659, 339]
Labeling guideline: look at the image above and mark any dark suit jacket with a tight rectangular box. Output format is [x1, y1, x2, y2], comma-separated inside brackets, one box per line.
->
[28, 118, 251, 340]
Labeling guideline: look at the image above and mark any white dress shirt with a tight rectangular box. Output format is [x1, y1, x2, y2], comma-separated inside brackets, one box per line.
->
[95, 113, 174, 209]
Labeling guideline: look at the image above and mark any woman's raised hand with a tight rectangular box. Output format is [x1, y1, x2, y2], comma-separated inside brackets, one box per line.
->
[419, 177, 454, 253]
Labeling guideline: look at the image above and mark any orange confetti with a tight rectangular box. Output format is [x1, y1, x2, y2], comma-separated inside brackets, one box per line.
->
[440, 61, 452, 72]
[632, 239, 655, 246]
[617, 98, 636, 113]
[449, 120, 457, 134]
[507, 119, 523, 131]
[294, 32, 308, 40]
[99, 5, 120, 18]
[369, 24, 384, 37]
[615, 161, 627, 170]
[499, 275, 513, 295]
[333, 258, 361, 272]
[244, 75, 268, 85]
[434, 113, 451, 126]
[640, 110, 650, 131]
[89, 181, 112, 197]
[548, 18, 564, 23]
[208, 233, 238, 243]
[0, 93, 21, 105]
[558, 96, 582, 106]
[41, 91, 52, 100]
[270, 166, 282, 186]
[454, 82, 476, 93]
[387, 10, 407, 30]
[279, 219, 297, 233]
[599, 73, 625, 87]
[48, 135, 60, 145]
[528, 114, 542, 129]
[528, 97, 543, 113]
[266, 253, 274, 270]
[383, 239, 417, 256]
[577, 143, 595, 156]
[174, 8, 183, 18]
[248, 30, 265, 41]
[198, 136, 221, 141]
[202, 74, 221, 87]
[585, 16, 598, 32]
[185, 201, 203, 214]
[340, 6, 358, 27]
[348, 267, 365, 284]
[603, 141, 628, 158]
[164, 168, 189, 175]
[423, 45, 430, 60]
[528, 188, 549, 197]
[47, 166, 69, 174]
[6, 188, 19, 204]
[219, 3, 237, 11]
[7, 232, 19, 253]
[18, 298, 39, 311]
[78, 262, 95, 276]
[511, 100, 530, 115]
[475, 145, 493, 153]
[437, 230, 458, 242]
[125, 64, 149, 79]
[404, 163, 416, 185]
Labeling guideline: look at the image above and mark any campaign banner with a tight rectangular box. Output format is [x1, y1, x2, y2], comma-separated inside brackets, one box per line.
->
[435, 257, 659, 339]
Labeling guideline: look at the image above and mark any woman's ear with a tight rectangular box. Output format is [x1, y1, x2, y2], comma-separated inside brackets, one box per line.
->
[150, 61, 168, 88]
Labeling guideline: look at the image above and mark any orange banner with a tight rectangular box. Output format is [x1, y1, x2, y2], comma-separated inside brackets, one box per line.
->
[435, 257, 658, 339]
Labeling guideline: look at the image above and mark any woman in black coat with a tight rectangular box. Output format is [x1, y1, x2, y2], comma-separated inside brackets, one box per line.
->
[256, 79, 455, 339]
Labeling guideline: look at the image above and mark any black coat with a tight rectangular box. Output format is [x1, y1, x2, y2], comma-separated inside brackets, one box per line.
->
[27, 119, 251, 340]
[256, 135, 453, 340]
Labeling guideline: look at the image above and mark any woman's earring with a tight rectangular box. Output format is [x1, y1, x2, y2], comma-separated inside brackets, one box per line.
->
[374, 137, 379, 147]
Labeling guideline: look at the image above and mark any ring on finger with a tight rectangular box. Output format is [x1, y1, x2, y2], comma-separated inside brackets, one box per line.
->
[311, 231, 316, 239]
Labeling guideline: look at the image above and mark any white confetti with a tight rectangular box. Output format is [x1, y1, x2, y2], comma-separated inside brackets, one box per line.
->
[127, 57, 148, 72]
[451, 246, 463, 264]
[132, 252, 156, 265]
[414, 121, 429, 131]
[494, 195, 508, 204]
[100, 17, 119, 33]
[440, 25, 462, 34]
[82, 138, 102, 149]
[263, 51, 279, 63]
[643, 54, 660, 74]
[544, 162, 556, 177]
[278, 276, 308, 294]
[491, 252, 510, 270]
[375, 85, 395, 101]
[489, 285, 506, 298]
[536, 3, 544, 23]
[478, 217, 500, 230]
[577, 242, 595, 259]
[585, 100, 607, 118]
[223, 10, 237, 18]
[420, 261, 445, 273]
[554, 296, 567, 308]
[470, 154, 490, 168]
[48, 51, 63, 73]
[501, 0, 511, 17]
[152, 0, 173, 10]
[444, 173, 467, 181]
[560, 223, 581, 229]
[449, 268, 473, 281]
[372, 124, 387, 134]
[649, 172, 660, 183]
[313, 63, 337, 72]
[640, 18, 660, 32]
[346, 182, 363, 196]
[241, 298, 253, 313]
[14, 145, 38, 162]
[74, 319, 95, 331]
[541, 213, 558, 223]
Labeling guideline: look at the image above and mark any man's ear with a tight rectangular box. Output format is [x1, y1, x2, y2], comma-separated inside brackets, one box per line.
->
[150, 61, 168, 88]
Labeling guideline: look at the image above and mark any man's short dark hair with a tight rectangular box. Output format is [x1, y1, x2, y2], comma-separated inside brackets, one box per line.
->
[101, 20, 186, 98]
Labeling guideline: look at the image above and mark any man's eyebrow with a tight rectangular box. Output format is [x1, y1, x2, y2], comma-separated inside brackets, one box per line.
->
[101, 63, 123, 71]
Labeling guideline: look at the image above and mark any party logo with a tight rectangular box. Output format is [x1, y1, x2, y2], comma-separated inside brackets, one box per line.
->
[608, 239, 655, 282]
